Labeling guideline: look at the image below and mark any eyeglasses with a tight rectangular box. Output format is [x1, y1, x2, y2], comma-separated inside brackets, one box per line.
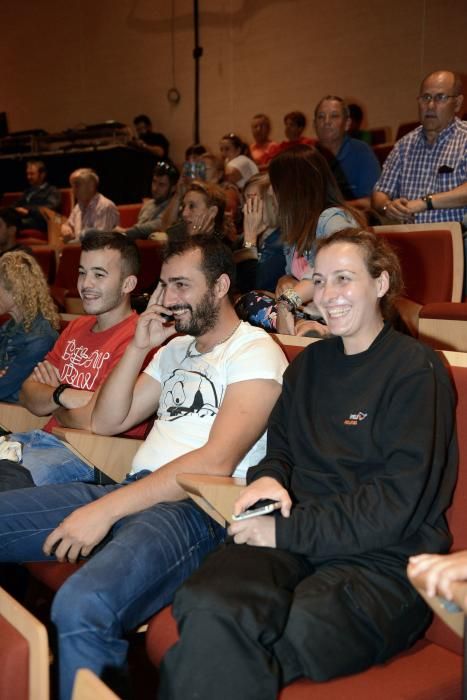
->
[417, 93, 459, 104]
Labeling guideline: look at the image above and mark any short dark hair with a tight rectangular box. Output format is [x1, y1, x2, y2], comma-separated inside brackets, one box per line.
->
[221, 133, 249, 157]
[185, 144, 207, 160]
[153, 160, 180, 187]
[81, 231, 140, 277]
[26, 159, 47, 175]
[314, 96, 350, 120]
[315, 228, 403, 320]
[348, 103, 364, 124]
[163, 234, 236, 295]
[133, 114, 152, 127]
[284, 111, 307, 129]
[0, 207, 21, 229]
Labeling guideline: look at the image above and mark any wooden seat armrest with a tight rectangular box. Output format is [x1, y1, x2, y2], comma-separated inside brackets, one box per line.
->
[72, 668, 120, 700]
[0, 403, 50, 433]
[0, 586, 49, 700]
[410, 572, 467, 638]
[177, 473, 246, 526]
[51, 427, 143, 483]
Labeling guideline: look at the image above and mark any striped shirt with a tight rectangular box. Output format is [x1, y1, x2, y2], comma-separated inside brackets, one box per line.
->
[374, 118, 467, 223]
[67, 193, 120, 240]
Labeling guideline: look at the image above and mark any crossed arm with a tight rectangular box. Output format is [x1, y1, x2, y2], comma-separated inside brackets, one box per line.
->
[19, 361, 94, 429]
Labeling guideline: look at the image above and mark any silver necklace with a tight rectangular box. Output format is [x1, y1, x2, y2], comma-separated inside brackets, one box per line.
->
[185, 320, 242, 359]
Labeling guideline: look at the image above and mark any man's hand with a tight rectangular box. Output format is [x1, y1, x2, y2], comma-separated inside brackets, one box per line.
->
[408, 551, 467, 600]
[43, 500, 116, 563]
[233, 476, 292, 518]
[15, 207, 29, 216]
[228, 514, 276, 547]
[33, 360, 61, 386]
[384, 197, 415, 223]
[133, 286, 175, 350]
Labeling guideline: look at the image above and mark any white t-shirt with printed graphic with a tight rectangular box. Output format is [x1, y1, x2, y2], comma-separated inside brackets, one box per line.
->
[131, 322, 288, 478]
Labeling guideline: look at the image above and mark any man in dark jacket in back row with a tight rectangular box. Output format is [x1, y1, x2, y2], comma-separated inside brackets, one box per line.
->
[14, 159, 61, 232]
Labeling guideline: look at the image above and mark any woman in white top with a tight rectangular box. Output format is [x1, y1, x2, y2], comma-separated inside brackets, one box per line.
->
[220, 134, 259, 189]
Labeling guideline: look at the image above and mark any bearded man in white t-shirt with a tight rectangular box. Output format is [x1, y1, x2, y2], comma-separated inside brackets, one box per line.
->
[0, 233, 288, 699]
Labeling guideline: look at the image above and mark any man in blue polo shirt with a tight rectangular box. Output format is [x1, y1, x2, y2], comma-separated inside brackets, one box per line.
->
[314, 95, 380, 208]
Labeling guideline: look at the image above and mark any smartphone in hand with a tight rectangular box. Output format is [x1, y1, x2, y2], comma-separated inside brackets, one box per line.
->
[232, 499, 281, 521]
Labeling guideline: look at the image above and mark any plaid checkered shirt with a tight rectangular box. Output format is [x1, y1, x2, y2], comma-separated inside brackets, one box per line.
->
[374, 118, 467, 223]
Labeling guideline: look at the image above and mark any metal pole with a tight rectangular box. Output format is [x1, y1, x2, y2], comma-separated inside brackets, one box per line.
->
[193, 0, 203, 143]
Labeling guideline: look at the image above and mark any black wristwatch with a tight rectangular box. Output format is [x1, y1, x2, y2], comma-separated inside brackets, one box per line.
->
[52, 383, 72, 407]
[422, 194, 434, 211]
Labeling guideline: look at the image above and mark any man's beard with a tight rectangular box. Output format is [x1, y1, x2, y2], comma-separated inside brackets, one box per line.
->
[170, 288, 219, 336]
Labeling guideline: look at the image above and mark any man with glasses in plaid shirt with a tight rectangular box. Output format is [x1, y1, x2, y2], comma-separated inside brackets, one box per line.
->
[372, 70, 466, 226]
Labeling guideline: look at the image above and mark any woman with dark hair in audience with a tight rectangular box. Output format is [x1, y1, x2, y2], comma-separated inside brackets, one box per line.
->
[0, 251, 60, 403]
[234, 173, 285, 293]
[220, 133, 259, 189]
[159, 228, 457, 700]
[236, 145, 364, 333]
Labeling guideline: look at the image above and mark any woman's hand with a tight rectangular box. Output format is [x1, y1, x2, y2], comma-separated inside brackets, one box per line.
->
[408, 551, 467, 600]
[294, 319, 329, 337]
[243, 196, 264, 245]
[275, 275, 298, 298]
[189, 209, 216, 235]
[276, 303, 296, 335]
[228, 515, 276, 548]
[233, 477, 292, 519]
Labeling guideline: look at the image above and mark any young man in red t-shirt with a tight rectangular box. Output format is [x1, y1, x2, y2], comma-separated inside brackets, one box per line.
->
[6, 231, 140, 487]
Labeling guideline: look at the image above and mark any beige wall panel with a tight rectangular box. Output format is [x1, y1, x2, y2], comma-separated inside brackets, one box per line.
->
[1, 0, 466, 164]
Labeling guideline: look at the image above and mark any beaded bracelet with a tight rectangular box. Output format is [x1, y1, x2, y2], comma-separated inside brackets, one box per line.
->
[277, 288, 302, 310]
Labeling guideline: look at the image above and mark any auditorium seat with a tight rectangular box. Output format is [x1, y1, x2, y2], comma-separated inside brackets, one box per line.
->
[117, 203, 143, 228]
[134, 240, 164, 294]
[396, 121, 420, 140]
[372, 142, 393, 166]
[367, 126, 391, 145]
[50, 244, 82, 312]
[0, 587, 49, 700]
[30, 245, 56, 284]
[373, 222, 467, 348]
[72, 669, 120, 700]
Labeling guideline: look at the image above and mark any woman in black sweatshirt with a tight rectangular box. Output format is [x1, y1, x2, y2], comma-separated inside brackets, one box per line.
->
[159, 228, 458, 700]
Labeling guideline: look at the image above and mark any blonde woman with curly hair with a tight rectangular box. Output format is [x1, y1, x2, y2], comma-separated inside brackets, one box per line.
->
[0, 251, 60, 402]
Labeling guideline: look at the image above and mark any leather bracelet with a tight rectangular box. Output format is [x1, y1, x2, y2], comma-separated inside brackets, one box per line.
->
[52, 383, 73, 407]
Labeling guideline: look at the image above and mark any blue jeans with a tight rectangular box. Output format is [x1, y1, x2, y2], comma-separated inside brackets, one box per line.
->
[9, 430, 95, 485]
[0, 474, 225, 699]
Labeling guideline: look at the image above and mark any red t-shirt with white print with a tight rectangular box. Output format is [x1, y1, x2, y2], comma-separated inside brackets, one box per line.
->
[43, 312, 138, 433]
